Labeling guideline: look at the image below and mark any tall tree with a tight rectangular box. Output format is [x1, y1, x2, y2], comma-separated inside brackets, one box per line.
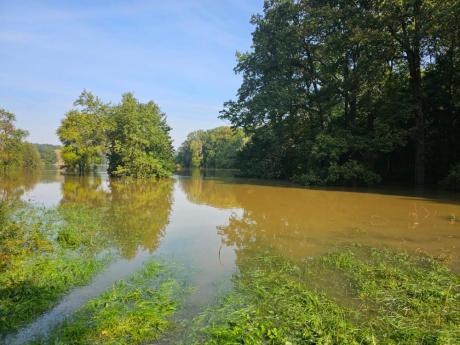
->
[377, 0, 437, 185]
[0, 109, 28, 171]
[107, 93, 174, 178]
[221, 0, 459, 186]
[57, 91, 109, 175]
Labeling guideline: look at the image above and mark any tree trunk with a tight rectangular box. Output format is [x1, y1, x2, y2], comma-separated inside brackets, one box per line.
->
[386, 0, 425, 185]
[407, 46, 425, 186]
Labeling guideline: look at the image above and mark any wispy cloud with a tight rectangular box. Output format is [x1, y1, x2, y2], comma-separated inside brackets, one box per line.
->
[0, 0, 263, 146]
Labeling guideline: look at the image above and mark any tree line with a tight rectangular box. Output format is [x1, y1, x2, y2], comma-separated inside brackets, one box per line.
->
[57, 91, 175, 178]
[218, 0, 459, 188]
[0, 108, 42, 172]
[3, 0, 460, 189]
[176, 126, 247, 169]
[35, 144, 60, 165]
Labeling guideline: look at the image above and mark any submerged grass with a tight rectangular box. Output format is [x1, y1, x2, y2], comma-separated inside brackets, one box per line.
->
[28, 259, 188, 345]
[0, 202, 112, 335]
[2, 198, 460, 344]
[317, 247, 460, 343]
[191, 246, 460, 345]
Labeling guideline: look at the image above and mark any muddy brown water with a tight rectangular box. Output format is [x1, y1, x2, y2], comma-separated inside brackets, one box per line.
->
[2, 168, 460, 343]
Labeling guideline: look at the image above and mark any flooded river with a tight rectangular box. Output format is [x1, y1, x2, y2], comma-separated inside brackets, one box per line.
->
[2, 168, 460, 343]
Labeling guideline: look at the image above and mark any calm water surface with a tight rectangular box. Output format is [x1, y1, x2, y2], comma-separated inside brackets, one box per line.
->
[2, 168, 460, 343]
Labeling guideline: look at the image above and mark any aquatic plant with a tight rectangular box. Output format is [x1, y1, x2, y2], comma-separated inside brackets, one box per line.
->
[29, 260, 187, 345]
[0, 204, 112, 334]
[191, 246, 460, 344]
[317, 247, 460, 343]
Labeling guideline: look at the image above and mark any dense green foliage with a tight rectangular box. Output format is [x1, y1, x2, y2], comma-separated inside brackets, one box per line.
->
[57, 91, 109, 174]
[177, 126, 247, 169]
[21, 143, 41, 169]
[108, 93, 175, 178]
[29, 260, 187, 345]
[57, 91, 174, 177]
[34, 144, 60, 165]
[221, 0, 460, 186]
[192, 247, 460, 344]
[0, 108, 41, 171]
[0, 108, 27, 170]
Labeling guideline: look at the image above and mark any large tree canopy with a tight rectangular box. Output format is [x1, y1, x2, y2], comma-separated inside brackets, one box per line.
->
[57, 91, 109, 174]
[221, 0, 460, 187]
[107, 93, 175, 178]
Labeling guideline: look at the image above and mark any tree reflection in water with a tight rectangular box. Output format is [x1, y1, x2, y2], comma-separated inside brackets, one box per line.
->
[0, 169, 41, 203]
[107, 178, 173, 258]
[179, 175, 460, 268]
[60, 174, 174, 259]
[179, 168, 241, 209]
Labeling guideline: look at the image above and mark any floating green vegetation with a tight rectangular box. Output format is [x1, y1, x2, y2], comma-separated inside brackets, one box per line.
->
[29, 260, 187, 345]
[0, 202, 112, 334]
[192, 246, 460, 344]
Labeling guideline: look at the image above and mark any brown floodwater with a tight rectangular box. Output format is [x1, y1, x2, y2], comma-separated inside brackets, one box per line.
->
[2, 168, 460, 343]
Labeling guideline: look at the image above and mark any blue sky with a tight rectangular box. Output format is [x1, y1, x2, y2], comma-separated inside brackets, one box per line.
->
[0, 0, 263, 146]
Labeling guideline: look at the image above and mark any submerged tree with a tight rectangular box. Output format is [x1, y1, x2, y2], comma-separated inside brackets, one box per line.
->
[57, 91, 109, 175]
[107, 93, 174, 178]
[58, 91, 174, 178]
[376, 0, 458, 185]
[0, 108, 42, 172]
[0, 109, 28, 171]
[221, 0, 460, 186]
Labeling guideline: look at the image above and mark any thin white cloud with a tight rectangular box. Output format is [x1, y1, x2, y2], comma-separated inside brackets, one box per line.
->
[0, 0, 263, 146]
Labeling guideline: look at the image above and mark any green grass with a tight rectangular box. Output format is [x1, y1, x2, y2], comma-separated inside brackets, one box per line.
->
[0, 203, 112, 334]
[316, 247, 460, 343]
[28, 260, 187, 345]
[191, 246, 460, 345]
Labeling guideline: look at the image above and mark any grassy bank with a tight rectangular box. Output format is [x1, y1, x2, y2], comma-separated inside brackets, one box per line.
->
[28, 260, 188, 345]
[0, 202, 112, 334]
[191, 246, 460, 344]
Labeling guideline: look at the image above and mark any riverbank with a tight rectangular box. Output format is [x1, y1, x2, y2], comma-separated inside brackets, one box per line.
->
[2, 202, 459, 344]
[1, 170, 460, 344]
[27, 260, 189, 345]
[190, 246, 460, 344]
[0, 201, 112, 334]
